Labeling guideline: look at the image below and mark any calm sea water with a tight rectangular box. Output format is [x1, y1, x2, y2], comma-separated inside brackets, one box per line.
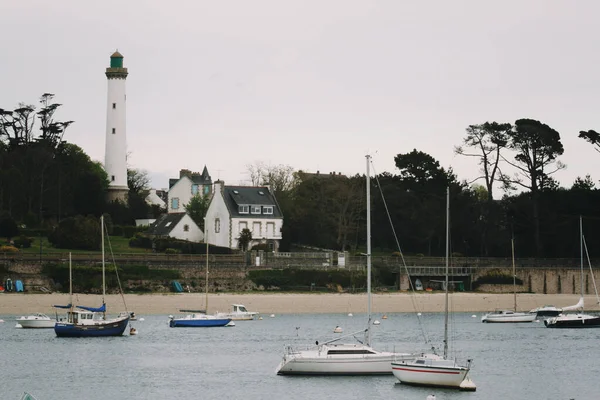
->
[1, 311, 597, 400]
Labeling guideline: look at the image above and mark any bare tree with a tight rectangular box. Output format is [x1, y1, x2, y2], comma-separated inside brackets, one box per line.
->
[245, 161, 297, 195]
[455, 122, 510, 201]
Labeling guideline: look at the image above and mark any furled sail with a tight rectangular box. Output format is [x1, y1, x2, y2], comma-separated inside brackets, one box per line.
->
[77, 303, 107, 313]
[561, 296, 584, 311]
[53, 304, 72, 309]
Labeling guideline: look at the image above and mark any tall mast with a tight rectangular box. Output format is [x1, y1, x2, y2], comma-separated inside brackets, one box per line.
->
[101, 215, 106, 303]
[512, 238, 516, 312]
[205, 219, 209, 313]
[580, 216, 584, 308]
[69, 252, 73, 319]
[443, 187, 449, 359]
[366, 154, 372, 347]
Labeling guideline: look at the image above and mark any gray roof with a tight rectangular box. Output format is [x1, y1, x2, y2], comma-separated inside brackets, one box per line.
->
[169, 166, 212, 189]
[147, 213, 188, 236]
[222, 186, 283, 219]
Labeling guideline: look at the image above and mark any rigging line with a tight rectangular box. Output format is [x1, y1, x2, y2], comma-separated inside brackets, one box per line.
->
[369, 160, 430, 345]
[103, 221, 129, 316]
[582, 234, 600, 306]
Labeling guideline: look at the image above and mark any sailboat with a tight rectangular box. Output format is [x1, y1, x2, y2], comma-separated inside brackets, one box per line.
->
[169, 231, 232, 328]
[545, 216, 600, 328]
[54, 216, 130, 337]
[275, 155, 414, 376]
[392, 188, 475, 390]
[481, 238, 535, 323]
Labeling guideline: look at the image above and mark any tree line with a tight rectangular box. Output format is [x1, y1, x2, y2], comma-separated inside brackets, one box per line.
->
[2, 95, 599, 257]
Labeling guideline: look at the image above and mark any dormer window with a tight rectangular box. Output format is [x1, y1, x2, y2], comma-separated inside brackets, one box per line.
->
[239, 205, 249, 214]
[251, 206, 261, 214]
[263, 206, 273, 215]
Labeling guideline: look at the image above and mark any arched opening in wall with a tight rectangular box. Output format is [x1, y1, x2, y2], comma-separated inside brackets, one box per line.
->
[573, 275, 576, 294]
[528, 275, 532, 293]
[557, 275, 561, 294]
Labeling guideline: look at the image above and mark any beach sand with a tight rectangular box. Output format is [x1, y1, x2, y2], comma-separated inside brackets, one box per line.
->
[1, 292, 597, 315]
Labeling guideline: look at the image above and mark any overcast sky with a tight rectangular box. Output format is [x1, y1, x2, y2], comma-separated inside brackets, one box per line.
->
[2, 1, 599, 195]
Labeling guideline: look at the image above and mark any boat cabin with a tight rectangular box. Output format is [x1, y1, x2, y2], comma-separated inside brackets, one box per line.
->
[65, 310, 104, 325]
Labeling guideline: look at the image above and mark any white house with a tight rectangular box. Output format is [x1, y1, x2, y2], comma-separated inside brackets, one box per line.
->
[167, 167, 212, 214]
[147, 212, 204, 242]
[204, 181, 283, 251]
[145, 189, 166, 208]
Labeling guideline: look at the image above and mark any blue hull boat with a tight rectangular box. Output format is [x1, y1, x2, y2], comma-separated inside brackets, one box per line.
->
[169, 316, 232, 328]
[55, 315, 130, 337]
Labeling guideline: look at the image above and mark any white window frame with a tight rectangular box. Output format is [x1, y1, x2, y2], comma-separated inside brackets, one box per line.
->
[215, 218, 220, 233]
[171, 197, 179, 210]
[251, 205, 262, 214]
[239, 205, 249, 214]
[262, 206, 273, 215]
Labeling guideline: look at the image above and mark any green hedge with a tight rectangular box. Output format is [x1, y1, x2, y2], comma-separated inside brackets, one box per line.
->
[248, 269, 368, 291]
[129, 234, 233, 255]
[42, 262, 180, 292]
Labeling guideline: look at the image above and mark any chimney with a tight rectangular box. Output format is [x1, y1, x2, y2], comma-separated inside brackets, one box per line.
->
[214, 180, 225, 195]
[180, 169, 191, 178]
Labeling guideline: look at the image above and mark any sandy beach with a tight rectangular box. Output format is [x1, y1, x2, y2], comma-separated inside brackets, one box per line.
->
[1, 292, 597, 315]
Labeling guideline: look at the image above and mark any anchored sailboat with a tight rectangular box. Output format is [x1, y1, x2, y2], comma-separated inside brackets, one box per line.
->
[275, 155, 414, 376]
[481, 238, 535, 323]
[54, 216, 130, 337]
[545, 216, 600, 328]
[392, 188, 476, 390]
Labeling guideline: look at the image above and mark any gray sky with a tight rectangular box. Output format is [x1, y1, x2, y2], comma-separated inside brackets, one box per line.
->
[2, 1, 599, 194]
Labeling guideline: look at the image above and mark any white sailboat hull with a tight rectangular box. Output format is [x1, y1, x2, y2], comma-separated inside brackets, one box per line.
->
[392, 356, 471, 388]
[481, 311, 535, 323]
[276, 344, 414, 375]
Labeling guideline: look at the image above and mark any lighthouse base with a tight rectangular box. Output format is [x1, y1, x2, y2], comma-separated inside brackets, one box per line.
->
[106, 186, 129, 203]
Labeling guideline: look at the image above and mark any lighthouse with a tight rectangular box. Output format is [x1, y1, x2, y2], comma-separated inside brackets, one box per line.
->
[104, 50, 129, 202]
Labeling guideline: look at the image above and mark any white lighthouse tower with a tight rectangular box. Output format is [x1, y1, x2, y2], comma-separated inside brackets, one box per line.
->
[104, 50, 129, 202]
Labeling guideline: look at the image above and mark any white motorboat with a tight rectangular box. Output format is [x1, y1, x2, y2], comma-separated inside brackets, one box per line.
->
[481, 238, 535, 323]
[276, 155, 414, 376]
[215, 304, 259, 321]
[392, 188, 475, 391]
[481, 309, 536, 323]
[529, 305, 562, 317]
[16, 313, 55, 329]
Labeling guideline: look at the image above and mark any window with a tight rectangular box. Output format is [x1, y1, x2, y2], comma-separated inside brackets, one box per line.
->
[112, 128, 116, 134]
[252, 222, 261, 236]
[191, 184, 199, 195]
[239, 205, 249, 214]
[111, 175, 115, 181]
[183, 224, 189, 232]
[112, 103, 116, 109]
[239, 221, 247, 232]
[215, 218, 220, 233]
[251, 205, 261, 214]
[267, 222, 275, 236]
[263, 206, 273, 215]
[171, 198, 179, 210]
[204, 185, 210, 195]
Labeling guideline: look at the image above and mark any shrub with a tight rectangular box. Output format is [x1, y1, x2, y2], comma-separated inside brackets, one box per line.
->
[129, 233, 153, 249]
[0, 214, 19, 240]
[47, 215, 101, 250]
[0, 245, 19, 253]
[122, 226, 136, 239]
[13, 235, 34, 249]
[112, 225, 124, 236]
[251, 243, 271, 252]
[164, 248, 180, 254]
